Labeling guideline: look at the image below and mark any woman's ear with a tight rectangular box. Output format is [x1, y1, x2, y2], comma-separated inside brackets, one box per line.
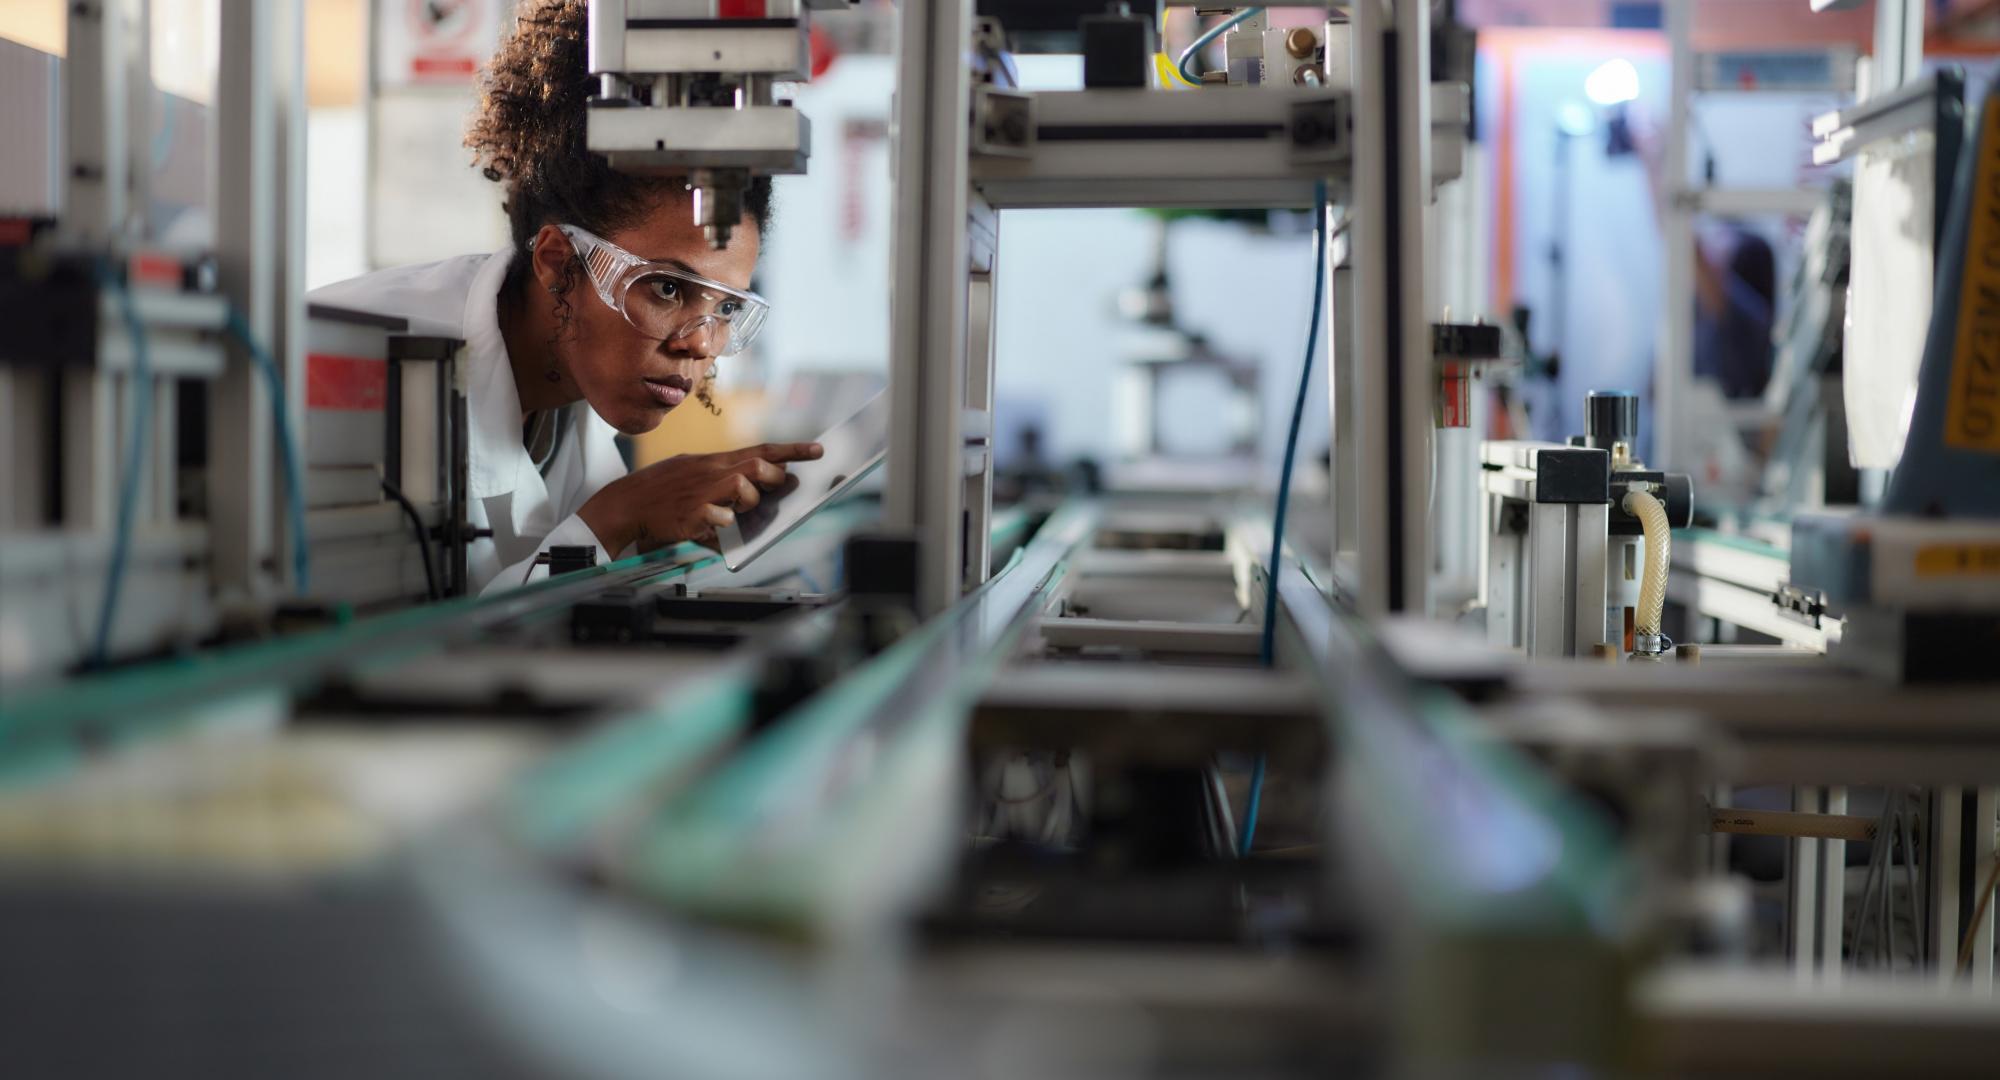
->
[528, 224, 573, 294]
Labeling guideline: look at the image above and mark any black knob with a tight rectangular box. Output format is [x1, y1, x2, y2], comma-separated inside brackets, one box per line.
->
[1585, 391, 1639, 451]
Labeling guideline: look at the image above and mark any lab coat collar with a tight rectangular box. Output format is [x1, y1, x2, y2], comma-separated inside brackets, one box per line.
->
[463, 249, 532, 500]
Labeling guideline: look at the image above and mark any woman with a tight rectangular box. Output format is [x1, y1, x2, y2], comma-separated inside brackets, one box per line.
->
[310, 0, 819, 594]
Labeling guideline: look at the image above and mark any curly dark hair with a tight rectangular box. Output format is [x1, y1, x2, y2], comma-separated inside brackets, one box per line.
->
[467, 0, 772, 414]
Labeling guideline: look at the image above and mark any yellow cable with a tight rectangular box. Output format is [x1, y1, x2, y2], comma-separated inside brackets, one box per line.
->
[1155, 52, 1197, 89]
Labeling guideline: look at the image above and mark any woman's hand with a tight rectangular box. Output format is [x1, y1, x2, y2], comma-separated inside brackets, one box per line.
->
[578, 441, 823, 555]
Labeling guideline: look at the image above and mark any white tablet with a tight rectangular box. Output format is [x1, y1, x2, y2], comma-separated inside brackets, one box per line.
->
[717, 391, 889, 573]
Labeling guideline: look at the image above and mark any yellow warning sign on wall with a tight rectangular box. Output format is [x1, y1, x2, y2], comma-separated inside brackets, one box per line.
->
[1946, 97, 2000, 452]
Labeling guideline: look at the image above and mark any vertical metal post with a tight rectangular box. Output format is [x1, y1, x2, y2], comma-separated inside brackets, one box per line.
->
[1524, 501, 1605, 658]
[1329, 256, 1358, 584]
[60, 0, 143, 535]
[1933, 785, 1965, 982]
[1332, 0, 1430, 615]
[150, 381, 176, 522]
[1524, 503, 1571, 658]
[886, 0, 972, 617]
[1973, 787, 1998, 988]
[209, 0, 296, 603]
[1485, 505, 1522, 650]
[1433, 139, 1488, 622]
[1821, 785, 1849, 979]
[962, 200, 1000, 593]
[61, 373, 116, 530]
[1395, 0, 1432, 618]
[0, 371, 40, 527]
[1789, 786, 1823, 980]
[1871, 0, 1923, 98]
[273, 0, 308, 590]
[1656, 0, 1694, 470]
[62, 0, 134, 244]
[1571, 503, 1608, 653]
[125, 0, 152, 242]
[1344, 0, 1392, 616]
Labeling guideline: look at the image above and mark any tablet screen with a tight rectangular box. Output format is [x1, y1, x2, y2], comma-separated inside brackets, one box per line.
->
[718, 391, 889, 572]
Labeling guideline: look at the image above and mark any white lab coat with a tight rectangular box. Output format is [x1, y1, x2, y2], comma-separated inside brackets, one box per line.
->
[309, 250, 632, 595]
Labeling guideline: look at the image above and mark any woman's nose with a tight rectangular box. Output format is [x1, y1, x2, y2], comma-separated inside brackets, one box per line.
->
[665, 315, 723, 359]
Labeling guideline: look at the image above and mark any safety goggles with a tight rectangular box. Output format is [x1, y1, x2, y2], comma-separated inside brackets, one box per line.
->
[555, 224, 769, 358]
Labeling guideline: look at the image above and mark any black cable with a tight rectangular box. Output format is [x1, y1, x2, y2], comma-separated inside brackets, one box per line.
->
[380, 478, 441, 602]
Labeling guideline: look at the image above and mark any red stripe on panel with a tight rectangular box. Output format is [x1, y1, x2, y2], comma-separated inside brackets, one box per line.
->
[307, 353, 387, 411]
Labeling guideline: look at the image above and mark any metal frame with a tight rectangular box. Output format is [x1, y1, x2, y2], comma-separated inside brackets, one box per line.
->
[961, 200, 1000, 593]
[1812, 71, 1968, 172]
[1972, 787, 1998, 987]
[1525, 500, 1609, 658]
[1654, 0, 1696, 473]
[0, 1, 290, 676]
[210, 0, 303, 604]
[887, 1, 1429, 620]
[1871, 0, 1924, 96]
[1669, 532, 1842, 651]
[1341, 0, 1432, 618]
[1478, 442, 1612, 658]
[885, 0, 973, 617]
[968, 85, 1349, 210]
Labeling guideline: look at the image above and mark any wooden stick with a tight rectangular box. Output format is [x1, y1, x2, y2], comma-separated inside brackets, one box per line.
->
[1707, 806, 1878, 843]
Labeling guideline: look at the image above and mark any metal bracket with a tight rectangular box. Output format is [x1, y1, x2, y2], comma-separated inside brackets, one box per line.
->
[1774, 582, 1829, 629]
[1287, 95, 1350, 166]
[972, 87, 1035, 157]
[1432, 321, 1503, 360]
[1811, 68, 1965, 168]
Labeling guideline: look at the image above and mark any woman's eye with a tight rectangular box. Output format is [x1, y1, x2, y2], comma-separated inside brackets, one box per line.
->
[643, 277, 681, 302]
[718, 300, 742, 318]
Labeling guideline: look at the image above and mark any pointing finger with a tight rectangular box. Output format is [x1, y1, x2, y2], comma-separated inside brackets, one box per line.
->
[733, 458, 788, 487]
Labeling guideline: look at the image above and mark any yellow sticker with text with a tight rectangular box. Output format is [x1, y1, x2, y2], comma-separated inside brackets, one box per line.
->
[1947, 97, 2000, 452]
[1914, 543, 2000, 577]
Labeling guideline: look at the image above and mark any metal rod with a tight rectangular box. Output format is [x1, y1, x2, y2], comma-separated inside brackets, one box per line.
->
[1901, 796, 1925, 968]
[1849, 791, 1895, 969]
[1822, 786, 1849, 978]
[1790, 787, 1823, 976]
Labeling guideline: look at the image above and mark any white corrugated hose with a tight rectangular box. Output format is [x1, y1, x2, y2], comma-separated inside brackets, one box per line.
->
[1623, 488, 1671, 640]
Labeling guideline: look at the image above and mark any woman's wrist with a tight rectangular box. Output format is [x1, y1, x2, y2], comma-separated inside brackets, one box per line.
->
[577, 484, 635, 556]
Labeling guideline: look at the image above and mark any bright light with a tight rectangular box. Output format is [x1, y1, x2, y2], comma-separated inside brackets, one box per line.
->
[1556, 101, 1596, 137]
[1585, 58, 1640, 107]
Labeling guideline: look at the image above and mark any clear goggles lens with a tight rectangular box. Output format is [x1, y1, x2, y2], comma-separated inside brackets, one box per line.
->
[559, 225, 769, 357]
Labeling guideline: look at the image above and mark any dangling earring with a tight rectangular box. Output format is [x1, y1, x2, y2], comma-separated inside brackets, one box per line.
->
[545, 282, 567, 382]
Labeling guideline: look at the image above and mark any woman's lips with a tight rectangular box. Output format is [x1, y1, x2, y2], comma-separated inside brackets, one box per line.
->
[644, 374, 692, 408]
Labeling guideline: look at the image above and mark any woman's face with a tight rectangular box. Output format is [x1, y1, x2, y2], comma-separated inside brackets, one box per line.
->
[529, 194, 760, 435]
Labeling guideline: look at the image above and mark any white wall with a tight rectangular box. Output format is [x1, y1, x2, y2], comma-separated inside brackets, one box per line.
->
[305, 105, 368, 290]
[1496, 46, 1831, 448]
[755, 56, 900, 386]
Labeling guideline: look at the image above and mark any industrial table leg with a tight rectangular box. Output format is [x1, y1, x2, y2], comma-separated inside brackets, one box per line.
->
[1821, 785, 1848, 980]
[1971, 787, 1998, 988]
[1932, 786, 1964, 982]
[1790, 786, 1822, 980]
